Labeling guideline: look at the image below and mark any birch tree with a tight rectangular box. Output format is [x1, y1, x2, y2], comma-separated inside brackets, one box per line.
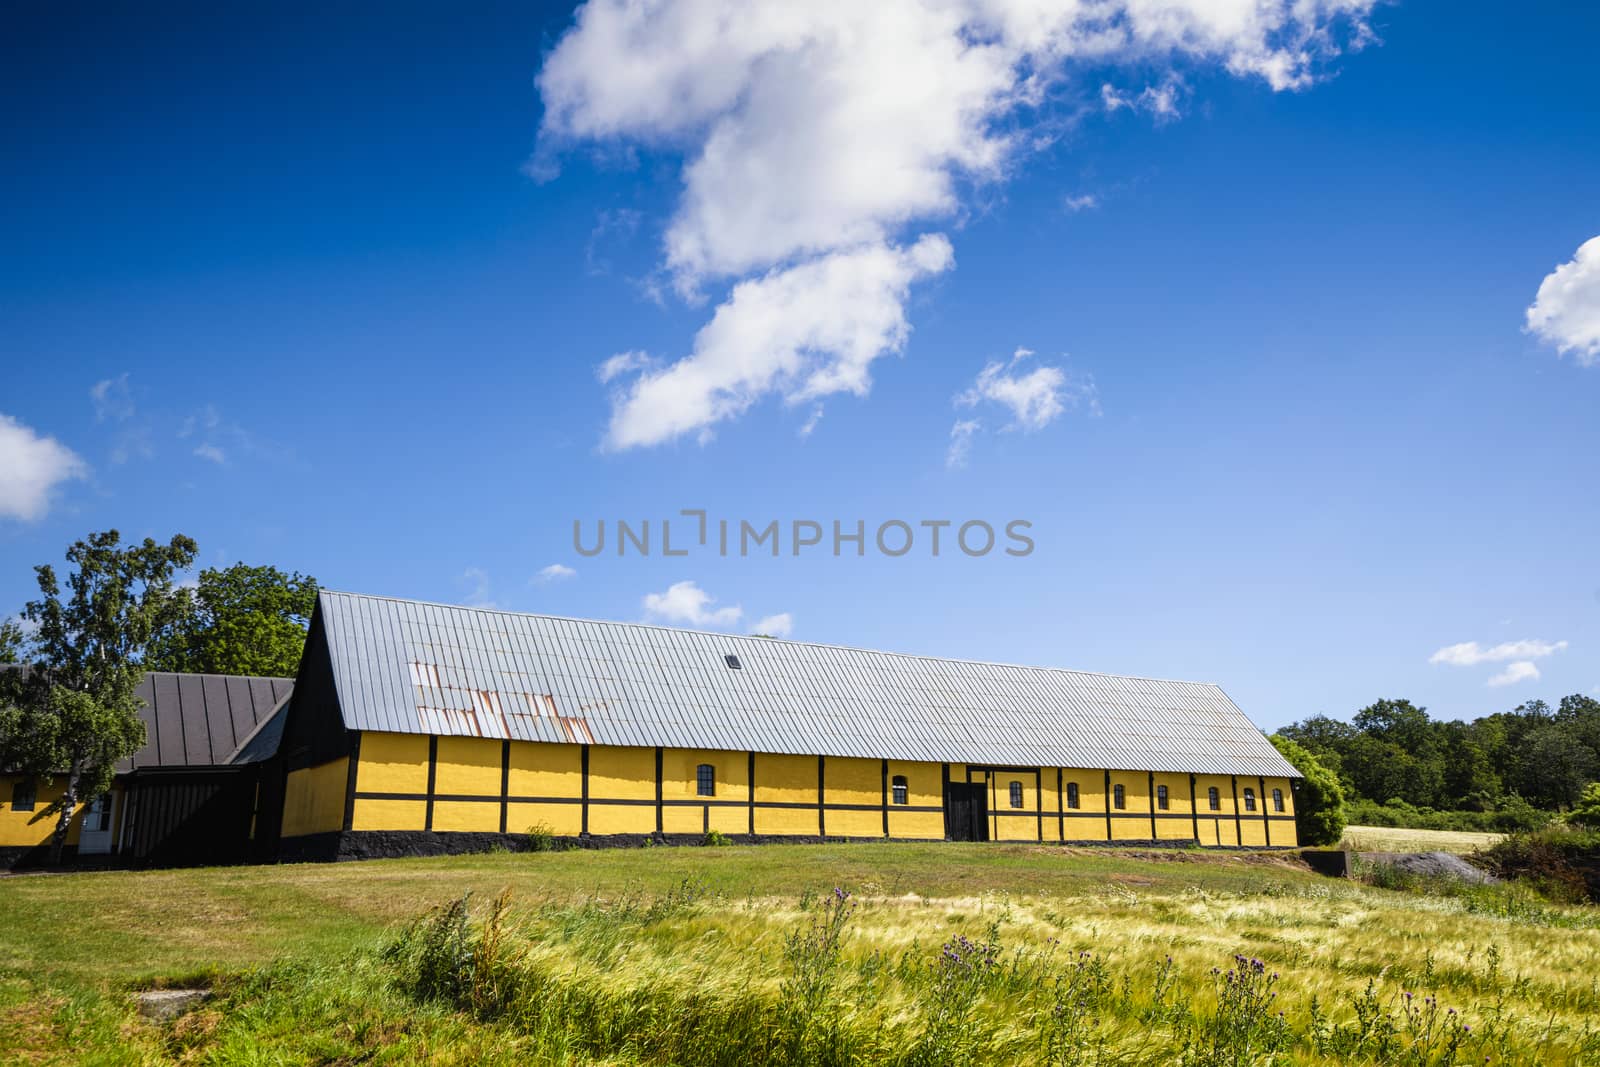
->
[0, 530, 195, 862]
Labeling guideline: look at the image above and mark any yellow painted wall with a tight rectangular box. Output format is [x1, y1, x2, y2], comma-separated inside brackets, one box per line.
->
[822, 757, 881, 838]
[282, 758, 349, 838]
[435, 737, 501, 796]
[508, 800, 580, 836]
[352, 798, 427, 831]
[356, 733, 429, 794]
[508, 739, 581, 799]
[312, 734, 1300, 850]
[1057, 770, 1107, 842]
[886, 760, 943, 839]
[1194, 774, 1241, 846]
[589, 746, 654, 835]
[432, 800, 501, 832]
[753, 753, 819, 835]
[992, 772, 1041, 842]
[1152, 773, 1193, 841]
[0, 776, 85, 848]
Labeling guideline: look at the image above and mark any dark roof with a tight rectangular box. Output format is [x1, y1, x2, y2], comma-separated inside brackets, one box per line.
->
[228, 698, 291, 765]
[122, 672, 294, 771]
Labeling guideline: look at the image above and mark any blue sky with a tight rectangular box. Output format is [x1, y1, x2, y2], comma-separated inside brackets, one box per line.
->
[2, 0, 1596, 730]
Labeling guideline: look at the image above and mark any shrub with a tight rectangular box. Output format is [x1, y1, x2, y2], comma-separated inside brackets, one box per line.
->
[1269, 735, 1345, 846]
[1475, 826, 1600, 903]
[526, 823, 558, 852]
[1570, 783, 1600, 829]
[703, 829, 731, 847]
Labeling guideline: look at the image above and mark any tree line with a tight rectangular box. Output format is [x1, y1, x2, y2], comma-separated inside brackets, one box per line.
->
[0, 529, 315, 861]
[1278, 695, 1600, 815]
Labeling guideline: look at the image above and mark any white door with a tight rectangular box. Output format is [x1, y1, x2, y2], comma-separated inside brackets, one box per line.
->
[78, 793, 114, 855]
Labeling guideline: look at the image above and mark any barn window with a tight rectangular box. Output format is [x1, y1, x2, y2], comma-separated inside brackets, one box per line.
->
[1156, 784, 1169, 810]
[1009, 781, 1024, 808]
[892, 775, 908, 805]
[724, 654, 742, 670]
[1066, 782, 1080, 809]
[1273, 788, 1285, 812]
[1207, 787, 1220, 811]
[1243, 788, 1257, 812]
[1113, 784, 1126, 809]
[696, 764, 716, 797]
[11, 779, 36, 812]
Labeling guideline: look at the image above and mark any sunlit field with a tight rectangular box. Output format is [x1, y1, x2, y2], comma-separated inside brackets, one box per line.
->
[1342, 825, 1507, 855]
[1, 842, 1595, 1064]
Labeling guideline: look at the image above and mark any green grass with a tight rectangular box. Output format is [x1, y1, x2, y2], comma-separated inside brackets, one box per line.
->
[2, 842, 1597, 1064]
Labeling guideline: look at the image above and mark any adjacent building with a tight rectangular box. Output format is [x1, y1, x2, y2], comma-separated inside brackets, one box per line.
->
[0, 670, 292, 867]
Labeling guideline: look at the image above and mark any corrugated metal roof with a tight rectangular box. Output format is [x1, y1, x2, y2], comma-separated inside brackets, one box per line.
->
[316, 590, 1300, 778]
[122, 671, 295, 770]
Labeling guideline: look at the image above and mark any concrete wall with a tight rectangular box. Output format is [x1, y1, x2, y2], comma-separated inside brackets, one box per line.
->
[299, 731, 1300, 849]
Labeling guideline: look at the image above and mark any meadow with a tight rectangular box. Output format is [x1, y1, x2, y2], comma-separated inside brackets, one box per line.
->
[1, 841, 1596, 1065]
[1340, 825, 1506, 855]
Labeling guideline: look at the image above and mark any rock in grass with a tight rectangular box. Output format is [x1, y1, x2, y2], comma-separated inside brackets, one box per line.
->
[134, 989, 210, 1021]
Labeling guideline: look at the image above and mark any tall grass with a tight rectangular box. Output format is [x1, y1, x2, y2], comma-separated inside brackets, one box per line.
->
[379, 884, 1600, 1065]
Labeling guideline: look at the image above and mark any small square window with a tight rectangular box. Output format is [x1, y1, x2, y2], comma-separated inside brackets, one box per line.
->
[724, 654, 742, 670]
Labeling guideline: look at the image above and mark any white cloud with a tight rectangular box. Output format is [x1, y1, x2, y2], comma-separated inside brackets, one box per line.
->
[193, 443, 226, 464]
[957, 346, 1092, 431]
[949, 347, 1096, 465]
[534, 563, 578, 583]
[1062, 193, 1099, 213]
[0, 414, 86, 521]
[797, 404, 824, 439]
[601, 236, 953, 449]
[749, 612, 794, 638]
[90, 373, 134, 422]
[1488, 661, 1541, 688]
[642, 580, 742, 628]
[1101, 77, 1184, 120]
[460, 567, 499, 609]
[596, 350, 655, 384]
[1429, 638, 1568, 667]
[1526, 235, 1600, 365]
[539, 0, 1374, 448]
[946, 417, 982, 470]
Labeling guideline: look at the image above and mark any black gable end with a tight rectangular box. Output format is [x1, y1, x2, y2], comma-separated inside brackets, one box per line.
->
[280, 604, 355, 772]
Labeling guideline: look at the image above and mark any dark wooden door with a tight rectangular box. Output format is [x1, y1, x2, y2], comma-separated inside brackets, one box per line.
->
[944, 781, 989, 841]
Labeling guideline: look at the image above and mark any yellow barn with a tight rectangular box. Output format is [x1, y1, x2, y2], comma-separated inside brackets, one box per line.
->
[271, 590, 1300, 859]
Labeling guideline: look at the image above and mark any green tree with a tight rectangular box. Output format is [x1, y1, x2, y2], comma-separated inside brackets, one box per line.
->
[1570, 782, 1600, 829]
[1439, 721, 1501, 809]
[0, 530, 196, 862]
[1555, 694, 1600, 761]
[147, 563, 317, 677]
[1269, 734, 1346, 846]
[1512, 725, 1597, 809]
[0, 619, 25, 663]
